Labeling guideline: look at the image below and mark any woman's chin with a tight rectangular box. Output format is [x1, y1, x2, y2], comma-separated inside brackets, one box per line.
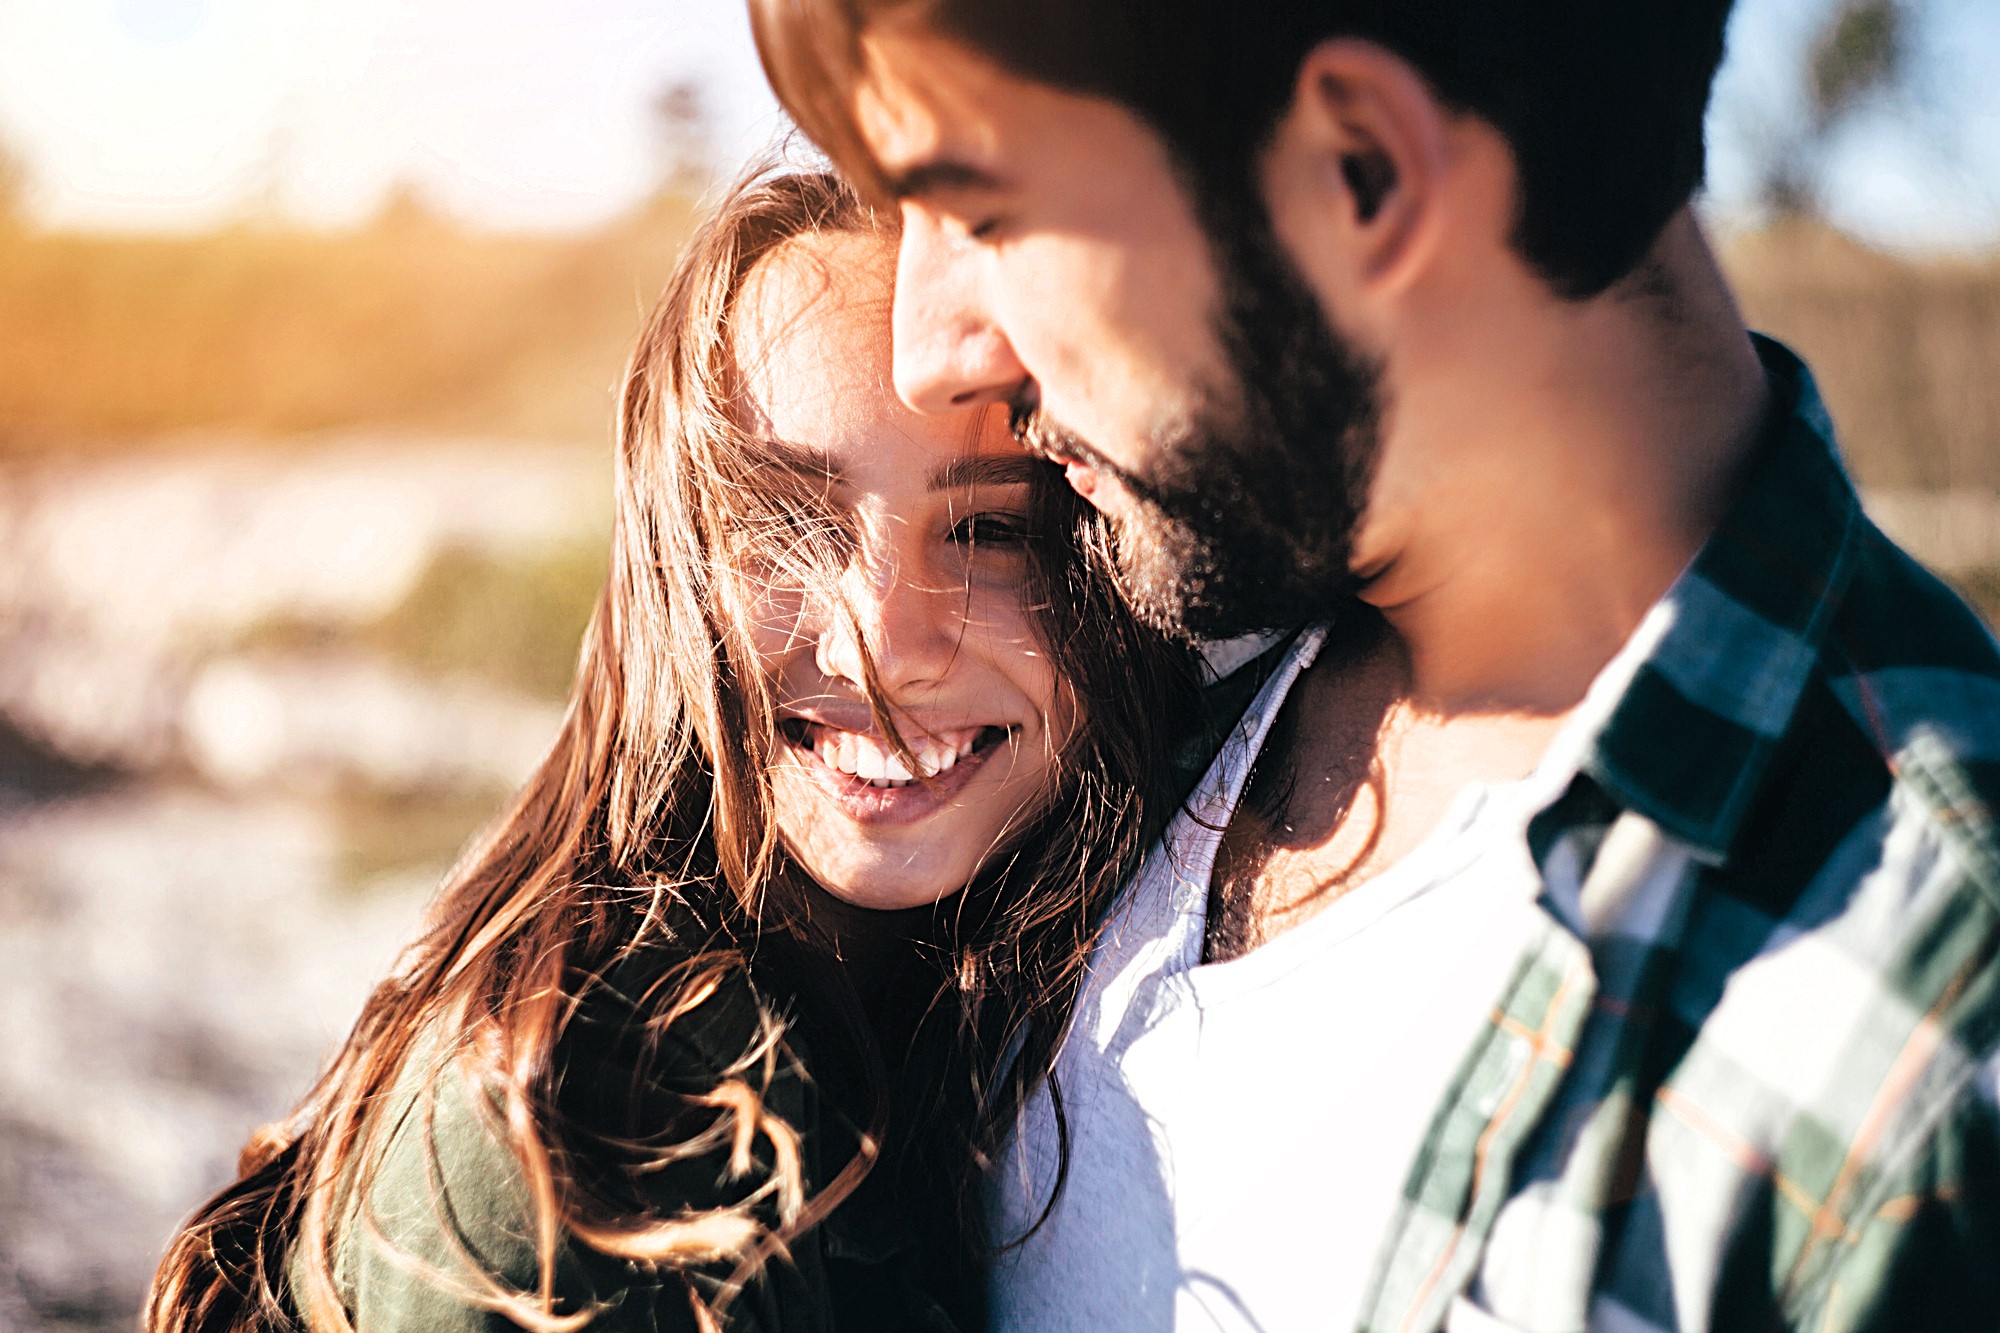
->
[796, 850, 973, 912]
[815, 877, 967, 913]
[770, 736, 1047, 911]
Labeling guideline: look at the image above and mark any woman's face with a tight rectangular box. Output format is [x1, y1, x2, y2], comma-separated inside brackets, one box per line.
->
[733, 230, 1070, 912]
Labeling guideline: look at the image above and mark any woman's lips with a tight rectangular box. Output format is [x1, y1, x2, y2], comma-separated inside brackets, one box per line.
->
[779, 721, 1011, 827]
[808, 722, 984, 782]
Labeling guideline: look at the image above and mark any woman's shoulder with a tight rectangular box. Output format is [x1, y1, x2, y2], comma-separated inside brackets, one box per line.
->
[327, 1034, 618, 1331]
[320, 940, 840, 1331]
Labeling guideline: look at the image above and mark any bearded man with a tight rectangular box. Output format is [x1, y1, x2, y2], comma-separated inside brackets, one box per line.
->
[750, 4, 2000, 1329]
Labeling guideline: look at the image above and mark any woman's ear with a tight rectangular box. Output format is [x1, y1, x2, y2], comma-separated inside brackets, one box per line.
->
[1257, 39, 1456, 305]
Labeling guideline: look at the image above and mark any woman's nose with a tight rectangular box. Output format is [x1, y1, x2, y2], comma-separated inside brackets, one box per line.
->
[891, 210, 1031, 416]
[812, 543, 960, 696]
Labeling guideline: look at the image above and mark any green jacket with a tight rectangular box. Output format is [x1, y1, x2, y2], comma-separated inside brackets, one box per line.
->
[294, 941, 968, 1333]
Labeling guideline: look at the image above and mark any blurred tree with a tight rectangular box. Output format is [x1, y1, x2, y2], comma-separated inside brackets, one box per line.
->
[241, 112, 299, 230]
[650, 78, 715, 195]
[368, 179, 454, 236]
[1758, 0, 1915, 219]
[1809, 0, 1908, 130]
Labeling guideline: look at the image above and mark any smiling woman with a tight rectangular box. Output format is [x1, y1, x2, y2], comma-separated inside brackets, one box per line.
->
[733, 230, 1069, 910]
[144, 168, 1202, 1333]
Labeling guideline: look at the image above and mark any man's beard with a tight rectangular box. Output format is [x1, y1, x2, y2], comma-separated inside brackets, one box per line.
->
[1015, 188, 1384, 643]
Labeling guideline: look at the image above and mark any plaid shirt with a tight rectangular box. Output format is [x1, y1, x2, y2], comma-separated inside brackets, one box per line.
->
[1357, 338, 2000, 1333]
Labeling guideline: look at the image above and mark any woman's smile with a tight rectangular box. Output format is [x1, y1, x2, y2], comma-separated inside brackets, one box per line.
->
[778, 716, 1017, 825]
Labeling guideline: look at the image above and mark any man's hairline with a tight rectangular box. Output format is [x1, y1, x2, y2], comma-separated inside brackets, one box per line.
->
[835, 9, 1690, 304]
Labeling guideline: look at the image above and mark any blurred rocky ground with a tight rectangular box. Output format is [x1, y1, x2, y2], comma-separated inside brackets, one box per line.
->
[0, 438, 608, 1332]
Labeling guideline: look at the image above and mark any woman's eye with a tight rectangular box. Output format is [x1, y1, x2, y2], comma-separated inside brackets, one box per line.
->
[736, 500, 854, 583]
[949, 511, 1032, 549]
[965, 216, 1007, 244]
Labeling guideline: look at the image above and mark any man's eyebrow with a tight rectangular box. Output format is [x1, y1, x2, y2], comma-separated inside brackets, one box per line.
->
[929, 454, 1042, 491]
[884, 158, 1011, 201]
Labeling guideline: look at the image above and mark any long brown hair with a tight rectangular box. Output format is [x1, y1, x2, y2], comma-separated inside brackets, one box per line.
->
[145, 166, 1197, 1333]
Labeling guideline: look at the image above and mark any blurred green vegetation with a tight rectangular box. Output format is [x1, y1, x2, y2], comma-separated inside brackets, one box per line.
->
[1754, 0, 1914, 219]
[333, 782, 513, 889]
[1724, 222, 2000, 493]
[373, 542, 607, 699]
[241, 540, 609, 701]
[0, 195, 694, 449]
[255, 540, 609, 888]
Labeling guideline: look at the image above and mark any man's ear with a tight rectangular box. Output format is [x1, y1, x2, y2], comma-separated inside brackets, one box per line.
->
[1259, 39, 1455, 301]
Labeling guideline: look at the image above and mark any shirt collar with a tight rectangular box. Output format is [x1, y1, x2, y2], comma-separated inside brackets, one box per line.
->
[1578, 335, 1865, 865]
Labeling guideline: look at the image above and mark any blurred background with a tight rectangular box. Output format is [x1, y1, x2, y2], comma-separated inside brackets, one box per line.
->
[0, 0, 1995, 1329]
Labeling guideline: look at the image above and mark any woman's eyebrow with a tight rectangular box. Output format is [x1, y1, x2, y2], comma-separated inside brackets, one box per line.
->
[753, 438, 843, 484]
[929, 455, 1042, 491]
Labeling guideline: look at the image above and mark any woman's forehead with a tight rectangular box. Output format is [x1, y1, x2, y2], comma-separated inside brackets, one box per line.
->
[734, 230, 896, 392]
[732, 228, 1013, 467]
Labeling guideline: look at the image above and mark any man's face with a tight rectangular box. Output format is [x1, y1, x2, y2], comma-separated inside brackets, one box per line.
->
[856, 23, 1382, 639]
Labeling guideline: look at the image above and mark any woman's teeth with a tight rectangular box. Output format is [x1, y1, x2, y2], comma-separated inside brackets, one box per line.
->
[805, 725, 985, 786]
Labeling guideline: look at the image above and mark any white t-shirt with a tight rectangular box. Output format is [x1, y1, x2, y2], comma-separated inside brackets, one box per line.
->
[988, 625, 1608, 1333]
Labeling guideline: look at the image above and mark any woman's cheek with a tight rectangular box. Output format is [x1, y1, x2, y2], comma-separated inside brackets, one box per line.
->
[974, 585, 1072, 744]
[733, 578, 810, 673]
[969, 589, 1060, 703]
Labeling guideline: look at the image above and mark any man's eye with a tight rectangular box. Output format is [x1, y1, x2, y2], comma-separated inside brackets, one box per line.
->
[950, 512, 1032, 548]
[965, 215, 1007, 243]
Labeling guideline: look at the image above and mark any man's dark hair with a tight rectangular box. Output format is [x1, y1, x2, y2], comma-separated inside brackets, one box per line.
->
[753, 0, 1737, 299]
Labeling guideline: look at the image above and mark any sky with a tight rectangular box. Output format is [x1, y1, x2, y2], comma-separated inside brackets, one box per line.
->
[0, 0, 1995, 251]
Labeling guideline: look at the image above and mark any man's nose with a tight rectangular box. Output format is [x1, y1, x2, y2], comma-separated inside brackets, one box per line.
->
[813, 543, 960, 697]
[892, 210, 1030, 415]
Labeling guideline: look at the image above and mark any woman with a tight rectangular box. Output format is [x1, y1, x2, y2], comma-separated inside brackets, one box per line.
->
[145, 170, 1202, 1333]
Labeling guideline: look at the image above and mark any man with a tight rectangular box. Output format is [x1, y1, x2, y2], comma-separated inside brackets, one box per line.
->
[749, 3, 2000, 1329]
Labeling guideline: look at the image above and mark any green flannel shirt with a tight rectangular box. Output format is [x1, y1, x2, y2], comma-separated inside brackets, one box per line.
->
[1358, 337, 2000, 1332]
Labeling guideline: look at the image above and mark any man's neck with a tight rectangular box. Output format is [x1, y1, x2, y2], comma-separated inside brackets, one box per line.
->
[1354, 211, 1771, 719]
[1207, 214, 1772, 961]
